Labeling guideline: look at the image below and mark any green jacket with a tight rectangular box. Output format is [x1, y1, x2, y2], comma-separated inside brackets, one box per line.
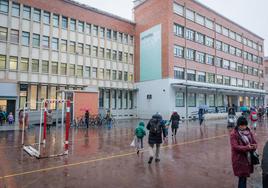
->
[135, 125, 146, 138]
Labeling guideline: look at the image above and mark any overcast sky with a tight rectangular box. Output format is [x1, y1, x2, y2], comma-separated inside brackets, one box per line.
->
[78, 0, 268, 56]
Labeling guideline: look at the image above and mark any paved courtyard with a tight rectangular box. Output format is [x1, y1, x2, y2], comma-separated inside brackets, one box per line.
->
[0, 118, 266, 188]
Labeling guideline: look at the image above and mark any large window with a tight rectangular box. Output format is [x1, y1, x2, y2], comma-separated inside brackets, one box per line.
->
[42, 36, 49, 48]
[207, 73, 215, 83]
[60, 63, 67, 75]
[85, 44, 91, 56]
[61, 39, 67, 52]
[50, 86, 57, 109]
[62, 16, 68, 29]
[99, 47, 104, 58]
[236, 48, 242, 57]
[173, 3, 183, 16]
[70, 19, 76, 31]
[173, 23, 184, 37]
[224, 76, 230, 85]
[106, 29, 111, 39]
[92, 46, 98, 57]
[208, 94, 215, 107]
[78, 21, 84, 32]
[77, 43, 83, 54]
[215, 40, 222, 50]
[100, 27, 105, 38]
[85, 66, 90, 78]
[206, 55, 214, 65]
[174, 67, 184, 79]
[33, 34, 40, 47]
[124, 72, 128, 81]
[185, 29, 194, 41]
[41, 85, 47, 100]
[105, 90, 110, 109]
[215, 57, 222, 67]
[186, 48, 194, 60]
[216, 75, 223, 84]
[196, 52, 205, 63]
[0, 0, 8, 13]
[69, 41, 75, 53]
[187, 70, 195, 81]
[124, 91, 128, 109]
[51, 62, 58, 74]
[197, 72, 206, 82]
[42, 61, 49, 73]
[215, 24, 222, 33]
[77, 65, 83, 77]
[217, 95, 224, 106]
[69, 64, 75, 76]
[237, 63, 243, 73]
[32, 59, 39, 72]
[92, 67, 97, 78]
[53, 14, 59, 27]
[112, 70, 117, 80]
[174, 45, 184, 57]
[112, 90, 116, 109]
[230, 61, 236, 71]
[118, 71, 122, 80]
[93, 25, 98, 37]
[52, 38, 59, 50]
[0, 55, 6, 69]
[118, 90, 123, 109]
[198, 94, 206, 106]
[43, 11, 50, 24]
[187, 93, 196, 107]
[186, 9, 194, 21]
[222, 27, 229, 36]
[99, 89, 104, 108]
[106, 69, 111, 80]
[196, 14, 205, 25]
[118, 51, 123, 61]
[195, 32, 204, 44]
[22, 32, 30, 46]
[222, 43, 229, 53]
[0, 27, 7, 41]
[222, 60, 230, 69]
[10, 29, 19, 43]
[33, 9, 41, 22]
[175, 92, 184, 107]
[20, 58, 29, 72]
[231, 77, 237, 86]
[86, 23, 91, 35]
[23, 5, 30, 19]
[30, 85, 38, 110]
[205, 18, 213, 29]
[205, 36, 214, 47]
[12, 2, 20, 17]
[112, 50, 117, 61]
[9, 56, 17, 70]
[230, 46, 235, 55]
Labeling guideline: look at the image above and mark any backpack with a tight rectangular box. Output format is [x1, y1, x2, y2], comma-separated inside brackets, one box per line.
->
[150, 119, 161, 134]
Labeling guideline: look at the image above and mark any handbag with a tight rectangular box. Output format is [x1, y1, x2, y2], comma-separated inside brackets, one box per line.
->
[251, 151, 260, 165]
[130, 137, 137, 147]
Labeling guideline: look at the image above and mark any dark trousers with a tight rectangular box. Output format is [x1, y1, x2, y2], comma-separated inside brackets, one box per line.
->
[263, 173, 268, 188]
[85, 119, 89, 128]
[238, 177, 247, 188]
[172, 128, 178, 135]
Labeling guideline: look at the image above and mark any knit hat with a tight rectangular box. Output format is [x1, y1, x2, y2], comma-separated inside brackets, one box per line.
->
[139, 121, 145, 127]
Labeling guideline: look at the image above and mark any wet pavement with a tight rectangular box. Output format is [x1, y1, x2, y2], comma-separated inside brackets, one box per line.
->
[0, 118, 266, 188]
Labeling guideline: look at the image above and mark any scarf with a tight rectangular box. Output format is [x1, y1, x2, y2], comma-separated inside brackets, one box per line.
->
[238, 128, 252, 164]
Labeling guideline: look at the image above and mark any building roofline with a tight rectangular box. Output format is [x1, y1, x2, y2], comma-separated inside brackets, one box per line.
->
[134, 0, 264, 40]
[63, 0, 135, 25]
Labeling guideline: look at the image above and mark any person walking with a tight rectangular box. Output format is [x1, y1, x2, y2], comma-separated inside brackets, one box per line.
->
[262, 140, 268, 188]
[7, 112, 14, 125]
[146, 113, 166, 164]
[230, 116, 257, 188]
[249, 109, 258, 130]
[135, 121, 146, 154]
[0, 109, 3, 126]
[85, 110, 89, 128]
[198, 108, 205, 126]
[169, 111, 180, 137]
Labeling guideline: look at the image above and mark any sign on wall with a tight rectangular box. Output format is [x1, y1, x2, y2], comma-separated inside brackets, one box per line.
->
[140, 24, 162, 81]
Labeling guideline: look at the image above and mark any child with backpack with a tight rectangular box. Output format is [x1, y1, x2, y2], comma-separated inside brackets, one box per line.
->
[250, 109, 258, 130]
[135, 121, 146, 154]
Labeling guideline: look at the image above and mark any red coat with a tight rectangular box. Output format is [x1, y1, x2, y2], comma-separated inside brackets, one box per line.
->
[250, 111, 257, 122]
[230, 128, 257, 177]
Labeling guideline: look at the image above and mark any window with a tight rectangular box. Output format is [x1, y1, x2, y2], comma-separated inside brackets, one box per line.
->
[112, 90, 117, 109]
[85, 66, 90, 78]
[85, 44, 91, 55]
[123, 34, 128, 44]
[175, 92, 184, 107]
[230, 61, 236, 71]
[129, 74, 133, 82]
[12, 2, 20, 17]
[188, 93, 196, 107]
[259, 70, 263, 77]
[9, 56, 17, 70]
[207, 73, 215, 83]
[243, 51, 247, 59]
[98, 68, 104, 79]
[229, 46, 235, 55]
[69, 41, 75, 53]
[205, 18, 213, 29]
[195, 32, 204, 44]
[98, 89, 104, 108]
[106, 29, 111, 39]
[205, 36, 214, 47]
[77, 43, 83, 54]
[196, 14, 205, 25]
[130, 36, 134, 45]
[61, 39, 67, 52]
[23, 6, 31, 19]
[112, 50, 117, 61]
[113, 31, 117, 41]
[119, 32, 123, 43]
[236, 48, 242, 57]
[53, 14, 59, 27]
[92, 67, 97, 78]
[42, 36, 49, 48]
[173, 3, 183, 16]
[229, 31, 235, 40]
[124, 52, 128, 63]
[198, 94, 206, 105]
[236, 34, 242, 42]
[10, 29, 19, 43]
[50, 86, 57, 109]
[174, 67, 184, 79]
[52, 38, 59, 50]
[118, 71, 122, 80]
[100, 27, 105, 38]
[124, 91, 128, 109]
[222, 59, 230, 69]
[124, 72, 128, 81]
[258, 45, 262, 52]
[196, 52, 205, 63]
[206, 55, 214, 65]
[222, 27, 229, 37]
[78, 21, 84, 32]
[33, 9, 41, 22]
[106, 49, 111, 59]
[231, 77, 237, 86]
[129, 54, 133, 64]
[224, 76, 230, 85]
[253, 55, 258, 63]
[243, 65, 248, 74]
[215, 40, 222, 50]
[216, 75, 223, 84]
[93, 25, 98, 37]
[248, 40, 253, 48]
[173, 23, 184, 37]
[0, 55, 5, 69]
[186, 48, 194, 60]
[69, 64, 75, 76]
[248, 53, 253, 61]
[217, 95, 224, 106]
[62, 16, 68, 29]
[215, 57, 222, 67]
[249, 81, 254, 89]
[243, 38, 247, 45]
[20, 58, 29, 72]
[32, 34, 40, 47]
[185, 29, 194, 41]
[30, 85, 38, 110]
[22, 32, 30, 46]
[43, 11, 50, 24]
[0, 27, 7, 41]
[215, 24, 221, 33]
[106, 69, 111, 80]
[186, 9, 194, 21]
[174, 45, 184, 57]
[237, 63, 243, 73]
[99, 47, 104, 58]
[51, 62, 58, 74]
[222, 43, 229, 53]
[32, 59, 39, 72]
[112, 70, 117, 80]
[42, 61, 49, 73]
[92, 46, 98, 57]
[0, 0, 8, 13]
[187, 70, 195, 81]
[70, 19, 76, 31]
[237, 79, 243, 87]
[208, 94, 215, 107]
[77, 65, 83, 77]
[197, 72, 206, 82]
[253, 68, 258, 76]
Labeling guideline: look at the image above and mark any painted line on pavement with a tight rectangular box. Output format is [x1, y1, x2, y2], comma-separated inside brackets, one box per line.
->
[0, 134, 228, 180]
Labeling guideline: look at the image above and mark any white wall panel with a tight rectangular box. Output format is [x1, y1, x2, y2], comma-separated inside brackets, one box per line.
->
[11, 17, 19, 30]
[52, 28, 59, 38]
[21, 46, 29, 57]
[51, 51, 59, 61]
[42, 50, 49, 60]
[85, 57, 91, 66]
[9, 44, 18, 56]
[22, 20, 30, 32]
[32, 48, 39, 59]
[92, 58, 98, 67]
[106, 41, 111, 49]
[93, 37, 98, 46]
[85, 36, 91, 44]
[0, 15, 8, 27]
[61, 53, 67, 63]
[33, 23, 40, 34]
[100, 39, 104, 47]
[69, 54, 75, 64]
[8, 72, 17, 80]
[43, 25, 50, 36]
[70, 32, 76, 41]
[77, 56, 83, 65]
[77, 34, 83, 43]
[61, 30, 68, 39]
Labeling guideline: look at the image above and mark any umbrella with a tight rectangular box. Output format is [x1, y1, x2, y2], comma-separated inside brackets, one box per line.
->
[240, 106, 248, 112]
